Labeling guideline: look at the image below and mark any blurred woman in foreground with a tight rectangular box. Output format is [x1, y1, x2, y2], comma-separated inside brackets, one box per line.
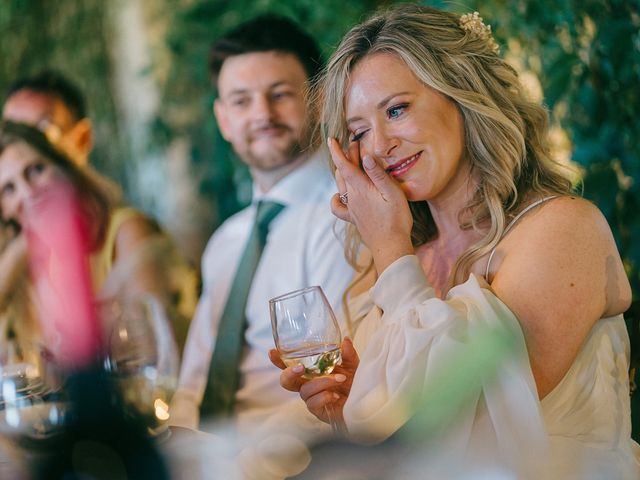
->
[0, 121, 195, 360]
[275, 5, 638, 477]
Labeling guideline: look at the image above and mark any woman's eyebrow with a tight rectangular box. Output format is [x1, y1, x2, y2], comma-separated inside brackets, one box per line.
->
[346, 92, 410, 125]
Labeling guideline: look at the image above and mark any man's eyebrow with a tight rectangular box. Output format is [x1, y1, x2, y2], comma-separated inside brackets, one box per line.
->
[225, 88, 249, 97]
[224, 81, 293, 97]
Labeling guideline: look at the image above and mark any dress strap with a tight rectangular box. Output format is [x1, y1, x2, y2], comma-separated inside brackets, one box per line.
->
[484, 196, 558, 280]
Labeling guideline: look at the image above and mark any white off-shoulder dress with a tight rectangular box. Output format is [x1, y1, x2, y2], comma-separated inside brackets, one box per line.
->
[343, 217, 640, 478]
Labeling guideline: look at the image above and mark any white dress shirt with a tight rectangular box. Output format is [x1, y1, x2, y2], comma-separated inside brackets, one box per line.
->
[171, 151, 353, 433]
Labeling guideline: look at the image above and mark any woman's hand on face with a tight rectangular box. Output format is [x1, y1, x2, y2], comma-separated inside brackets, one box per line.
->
[329, 138, 414, 273]
[269, 337, 359, 425]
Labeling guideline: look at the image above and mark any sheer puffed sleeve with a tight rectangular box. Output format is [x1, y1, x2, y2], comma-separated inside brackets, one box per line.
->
[344, 255, 547, 463]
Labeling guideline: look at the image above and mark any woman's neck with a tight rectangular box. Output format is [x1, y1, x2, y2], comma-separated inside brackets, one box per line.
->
[427, 167, 479, 243]
[417, 167, 486, 296]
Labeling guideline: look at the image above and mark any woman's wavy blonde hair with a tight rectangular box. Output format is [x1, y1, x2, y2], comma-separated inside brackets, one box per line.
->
[315, 4, 574, 296]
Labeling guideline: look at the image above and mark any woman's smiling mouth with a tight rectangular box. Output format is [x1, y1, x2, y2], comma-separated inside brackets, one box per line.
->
[385, 151, 422, 178]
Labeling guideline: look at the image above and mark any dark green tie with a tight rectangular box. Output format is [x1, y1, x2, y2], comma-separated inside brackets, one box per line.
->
[200, 200, 286, 419]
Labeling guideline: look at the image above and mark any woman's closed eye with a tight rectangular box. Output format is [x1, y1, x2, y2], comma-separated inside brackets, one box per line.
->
[350, 129, 368, 142]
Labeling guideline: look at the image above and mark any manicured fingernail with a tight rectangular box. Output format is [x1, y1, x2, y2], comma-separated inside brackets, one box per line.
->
[292, 365, 304, 373]
[333, 393, 340, 400]
[326, 137, 332, 147]
[363, 155, 375, 169]
[334, 374, 347, 383]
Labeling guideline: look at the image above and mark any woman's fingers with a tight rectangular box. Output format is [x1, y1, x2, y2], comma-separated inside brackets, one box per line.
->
[329, 138, 402, 205]
[268, 348, 286, 369]
[332, 169, 352, 223]
[299, 338, 358, 400]
[277, 339, 360, 426]
[361, 155, 402, 202]
[299, 373, 348, 402]
[340, 337, 360, 370]
[330, 196, 352, 223]
[346, 139, 361, 168]
[335, 166, 348, 195]
[279, 364, 308, 392]
[327, 138, 366, 187]
[271, 349, 308, 393]
[328, 139, 355, 223]
[305, 390, 342, 423]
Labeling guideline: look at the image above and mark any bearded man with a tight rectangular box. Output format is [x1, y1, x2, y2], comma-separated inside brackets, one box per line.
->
[170, 15, 353, 434]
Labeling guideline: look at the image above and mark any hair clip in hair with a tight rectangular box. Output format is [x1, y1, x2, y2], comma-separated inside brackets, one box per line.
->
[459, 11, 500, 54]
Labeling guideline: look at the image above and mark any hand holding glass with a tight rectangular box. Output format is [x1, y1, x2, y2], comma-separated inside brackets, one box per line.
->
[270, 286, 346, 434]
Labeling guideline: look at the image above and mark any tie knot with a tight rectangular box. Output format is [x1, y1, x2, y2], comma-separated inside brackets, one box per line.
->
[256, 200, 285, 231]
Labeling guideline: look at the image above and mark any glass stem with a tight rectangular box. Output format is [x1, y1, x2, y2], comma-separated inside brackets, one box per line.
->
[324, 403, 348, 437]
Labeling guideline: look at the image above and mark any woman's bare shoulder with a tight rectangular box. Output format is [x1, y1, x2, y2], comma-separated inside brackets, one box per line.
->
[495, 195, 630, 321]
[509, 196, 617, 252]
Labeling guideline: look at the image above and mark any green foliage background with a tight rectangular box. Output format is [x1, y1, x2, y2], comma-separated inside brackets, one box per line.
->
[0, 0, 127, 186]
[0, 0, 638, 445]
[0, 0, 639, 297]
[155, 0, 640, 296]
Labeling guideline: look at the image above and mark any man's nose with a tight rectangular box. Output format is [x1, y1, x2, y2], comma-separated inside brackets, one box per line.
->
[250, 95, 275, 122]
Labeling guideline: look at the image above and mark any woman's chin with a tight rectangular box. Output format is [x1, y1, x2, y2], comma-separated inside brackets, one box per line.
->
[400, 185, 425, 203]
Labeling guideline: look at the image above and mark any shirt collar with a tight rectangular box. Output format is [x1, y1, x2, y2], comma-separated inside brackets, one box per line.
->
[251, 150, 332, 207]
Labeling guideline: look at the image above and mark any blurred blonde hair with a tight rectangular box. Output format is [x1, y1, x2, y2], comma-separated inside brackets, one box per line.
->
[0, 228, 40, 365]
[315, 4, 573, 293]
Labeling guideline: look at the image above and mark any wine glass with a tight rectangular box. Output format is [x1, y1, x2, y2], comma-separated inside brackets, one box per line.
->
[0, 339, 69, 449]
[103, 294, 179, 438]
[269, 285, 346, 434]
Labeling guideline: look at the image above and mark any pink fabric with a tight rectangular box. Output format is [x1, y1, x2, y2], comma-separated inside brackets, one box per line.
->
[24, 182, 101, 369]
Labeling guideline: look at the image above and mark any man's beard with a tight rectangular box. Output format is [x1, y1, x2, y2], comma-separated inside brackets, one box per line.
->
[241, 124, 311, 171]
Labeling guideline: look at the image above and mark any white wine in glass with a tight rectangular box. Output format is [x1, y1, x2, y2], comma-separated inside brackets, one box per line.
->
[270, 285, 346, 434]
[279, 343, 342, 378]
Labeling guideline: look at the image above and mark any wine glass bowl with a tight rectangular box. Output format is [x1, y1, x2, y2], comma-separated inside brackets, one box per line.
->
[103, 295, 179, 436]
[270, 286, 342, 379]
[0, 342, 69, 446]
[270, 285, 347, 434]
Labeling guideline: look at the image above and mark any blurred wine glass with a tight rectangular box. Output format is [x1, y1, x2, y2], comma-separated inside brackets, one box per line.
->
[0, 339, 68, 447]
[269, 285, 345, 434]
[103, 295, 179, 437]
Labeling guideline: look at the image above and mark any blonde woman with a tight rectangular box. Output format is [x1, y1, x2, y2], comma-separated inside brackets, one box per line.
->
[275, 4, 638, 477]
